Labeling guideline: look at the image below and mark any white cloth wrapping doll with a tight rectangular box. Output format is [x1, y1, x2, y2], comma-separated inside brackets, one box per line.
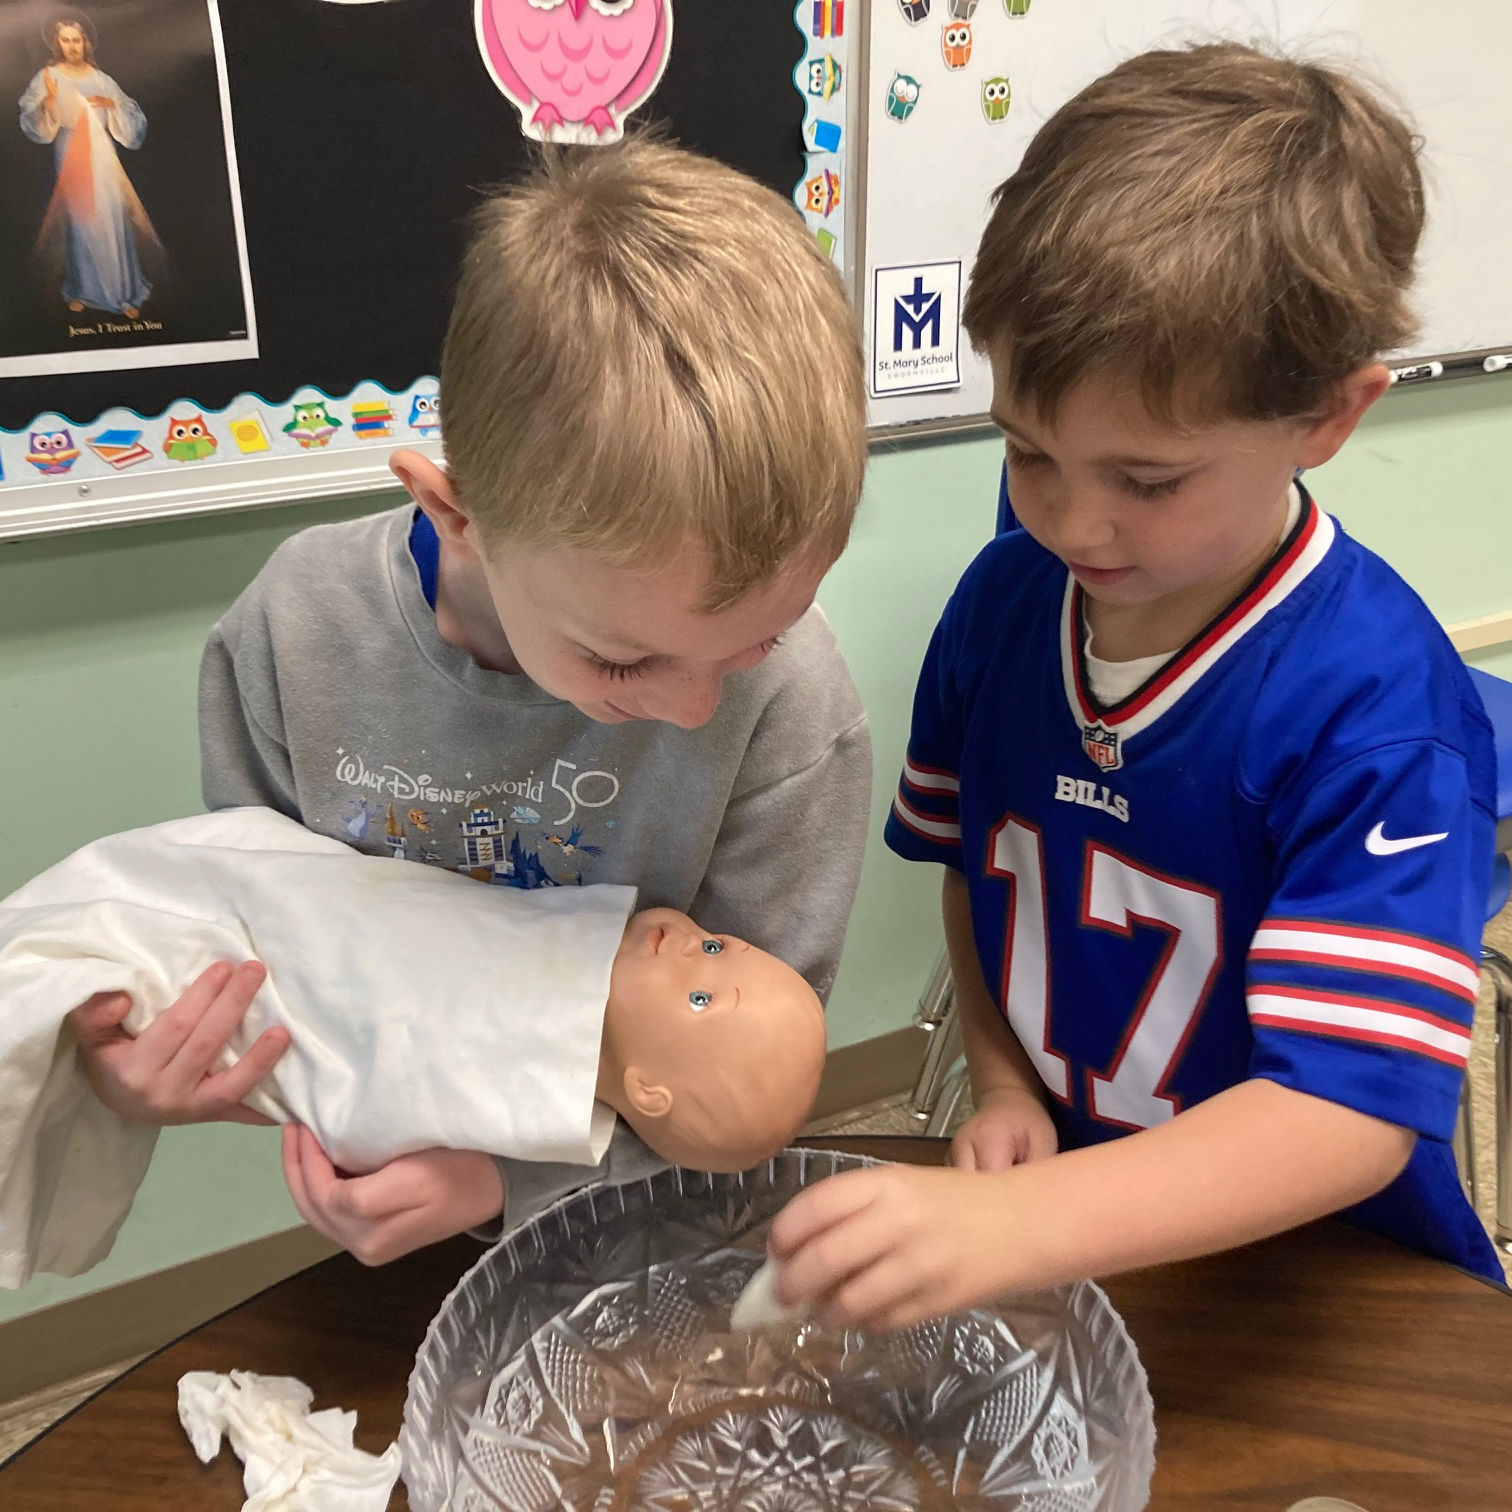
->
[0, 808, 635, 1289]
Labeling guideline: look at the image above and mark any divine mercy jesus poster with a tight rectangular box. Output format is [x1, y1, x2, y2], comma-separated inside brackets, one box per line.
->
[0, 0, 256, 377]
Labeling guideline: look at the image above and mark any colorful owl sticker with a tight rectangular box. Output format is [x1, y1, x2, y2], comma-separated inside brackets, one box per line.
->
[284, 400, 342, 450]
[886, 72, 921, 122]
[163, 414, 218, 464]
[948, 0, 978, 16]
[1004, 0, 1031, 13]
[475, 0, 673, 145]
[897, 0, 930, 21]
[942, 22, 972, 68]
[982, 76, 1012, 121]
[26, 427, 78, 475]
[409, 392, 441, 436]
[806, 54, 843, 102]
[804, 168, 841, 217]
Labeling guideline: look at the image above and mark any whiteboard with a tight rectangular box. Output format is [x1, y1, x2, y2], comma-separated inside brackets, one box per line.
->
[861, 0, 1512, 431]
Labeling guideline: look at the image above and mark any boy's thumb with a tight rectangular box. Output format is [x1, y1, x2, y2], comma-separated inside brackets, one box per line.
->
[68, 991, 133, 1040]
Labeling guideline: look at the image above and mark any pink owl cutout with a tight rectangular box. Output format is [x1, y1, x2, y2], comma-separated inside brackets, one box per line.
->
[476, 0, 673, 145]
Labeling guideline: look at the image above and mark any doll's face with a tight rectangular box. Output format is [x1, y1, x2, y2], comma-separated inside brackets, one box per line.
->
[611, 908, 761, 1024]
[604, 908, 827, 1170]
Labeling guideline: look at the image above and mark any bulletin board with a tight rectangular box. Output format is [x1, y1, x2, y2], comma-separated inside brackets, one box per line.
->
[0, 0, 860, 539]
[861, 0, 1512, 435]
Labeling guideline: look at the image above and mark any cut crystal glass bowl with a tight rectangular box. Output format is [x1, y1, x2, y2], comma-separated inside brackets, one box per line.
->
[402, 1150, 1155, 1511]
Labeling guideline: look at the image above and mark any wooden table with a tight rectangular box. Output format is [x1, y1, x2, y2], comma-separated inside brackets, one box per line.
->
[3, 1135, 1509, 1510]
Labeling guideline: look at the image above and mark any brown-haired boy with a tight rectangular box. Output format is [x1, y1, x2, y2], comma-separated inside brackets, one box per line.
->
[65, 141, 872, 1265]
[773, 43, 1502, 1327]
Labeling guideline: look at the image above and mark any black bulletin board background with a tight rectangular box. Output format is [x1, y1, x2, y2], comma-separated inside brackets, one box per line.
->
[0, 0, 807, 431]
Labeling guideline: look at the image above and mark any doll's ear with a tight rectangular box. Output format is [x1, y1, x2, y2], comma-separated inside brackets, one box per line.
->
[622, 1069, 674, 1121]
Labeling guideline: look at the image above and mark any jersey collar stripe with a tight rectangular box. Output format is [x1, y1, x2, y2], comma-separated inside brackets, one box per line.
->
[1251, 922, 1479, 998]
[903, 758, 961, 795]
[892, 792, 962, 843]
[1060, 489, 1335, 743]
[1248, 988, 1471, 1065]
[1061, 582, 1097, 727]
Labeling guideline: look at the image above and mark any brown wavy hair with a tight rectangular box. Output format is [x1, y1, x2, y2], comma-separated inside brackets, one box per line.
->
[963, 43, 1424, 425]
[48, 15, 96, 65]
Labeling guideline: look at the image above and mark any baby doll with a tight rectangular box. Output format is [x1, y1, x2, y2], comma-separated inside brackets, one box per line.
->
[598, 908, 827, 1173]
[0, 808, 826, 1287]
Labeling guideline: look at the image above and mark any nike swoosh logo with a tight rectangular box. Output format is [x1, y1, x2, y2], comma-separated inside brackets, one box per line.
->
[1365, 822, 1448, 857]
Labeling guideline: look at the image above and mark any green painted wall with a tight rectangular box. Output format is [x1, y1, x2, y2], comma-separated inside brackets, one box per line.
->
[2, 379, 1510, 1321]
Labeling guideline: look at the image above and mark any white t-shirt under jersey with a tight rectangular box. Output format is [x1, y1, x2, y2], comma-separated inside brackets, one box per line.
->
[1084, 485, 1302, 705]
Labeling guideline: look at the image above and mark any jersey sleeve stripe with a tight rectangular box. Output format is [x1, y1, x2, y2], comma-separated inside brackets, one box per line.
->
[1248, 986, 1471, 1066]
[891, 791, 962, 844]
[1251, 922, 1479, 1000]
[902, 757, 961, 795]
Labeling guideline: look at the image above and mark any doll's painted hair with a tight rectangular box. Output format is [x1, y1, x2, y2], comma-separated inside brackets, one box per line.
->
[441, 136, 866, 609]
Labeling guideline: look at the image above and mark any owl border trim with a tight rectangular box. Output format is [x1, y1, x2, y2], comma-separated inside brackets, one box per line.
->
[791, 0, 851, 271]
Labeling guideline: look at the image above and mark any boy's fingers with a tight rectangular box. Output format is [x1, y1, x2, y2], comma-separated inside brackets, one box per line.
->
[66, 992, 133, 1045]
[822, 1255, 928, 1332]
[775, 1201, 903, 1310]
[973, 1137, 1018, 1174]
[768, 1169, 882, 1261]
[282, 1126, 318, 1225]
[166, 962, 268, 1084]
[133, 962, 238, 1072]
[293, 1129, 402, 1226]
[191, 1025, 290, 1114]
[216, 1104, 278, 1127]
[344, 1219, 407, 1269]
[294, 1126, 339, 1208]
[322, 1159, 422, 1226]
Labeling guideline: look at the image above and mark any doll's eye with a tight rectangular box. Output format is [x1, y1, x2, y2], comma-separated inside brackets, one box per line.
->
[690, 990, 713, 1009]
[702, 939, 724, 955]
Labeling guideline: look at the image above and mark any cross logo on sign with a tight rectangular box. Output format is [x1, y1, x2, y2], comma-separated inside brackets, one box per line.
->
[894, 275, 942, 350]
[871, 261, 962, 398]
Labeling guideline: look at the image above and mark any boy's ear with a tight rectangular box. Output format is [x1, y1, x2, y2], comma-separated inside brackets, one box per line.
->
[622, 1068, 674, 1122]
[1295, 362, 1392, 471]
[389, 449, 482, 562]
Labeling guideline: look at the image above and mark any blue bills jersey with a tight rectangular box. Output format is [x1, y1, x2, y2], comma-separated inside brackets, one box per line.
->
[886, 488, 1502, 1281]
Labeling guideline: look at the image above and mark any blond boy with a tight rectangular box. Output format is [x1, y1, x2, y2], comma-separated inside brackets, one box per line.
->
[773, 44, 1502, 1325]
[67, 141, 872, 1264]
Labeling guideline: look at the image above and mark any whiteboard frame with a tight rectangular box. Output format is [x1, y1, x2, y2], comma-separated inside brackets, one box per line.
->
[846, 0, 873, 309]
[866, 348, 1512, 445]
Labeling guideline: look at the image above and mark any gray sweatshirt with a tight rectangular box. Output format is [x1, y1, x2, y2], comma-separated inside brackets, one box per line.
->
[198, 505, 872, 1227]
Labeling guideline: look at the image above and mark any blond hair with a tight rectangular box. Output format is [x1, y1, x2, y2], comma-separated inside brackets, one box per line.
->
[440, 138, 866, 609]
[963, 43, 1424, 425]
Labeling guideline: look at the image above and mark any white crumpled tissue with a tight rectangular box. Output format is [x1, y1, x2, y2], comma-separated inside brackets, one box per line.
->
[729, 1257, 814, 1332]
[177, 1370, 401, 1512]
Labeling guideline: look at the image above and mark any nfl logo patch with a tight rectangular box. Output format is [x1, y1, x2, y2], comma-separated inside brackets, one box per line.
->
[1083, 721, 1122, 771]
